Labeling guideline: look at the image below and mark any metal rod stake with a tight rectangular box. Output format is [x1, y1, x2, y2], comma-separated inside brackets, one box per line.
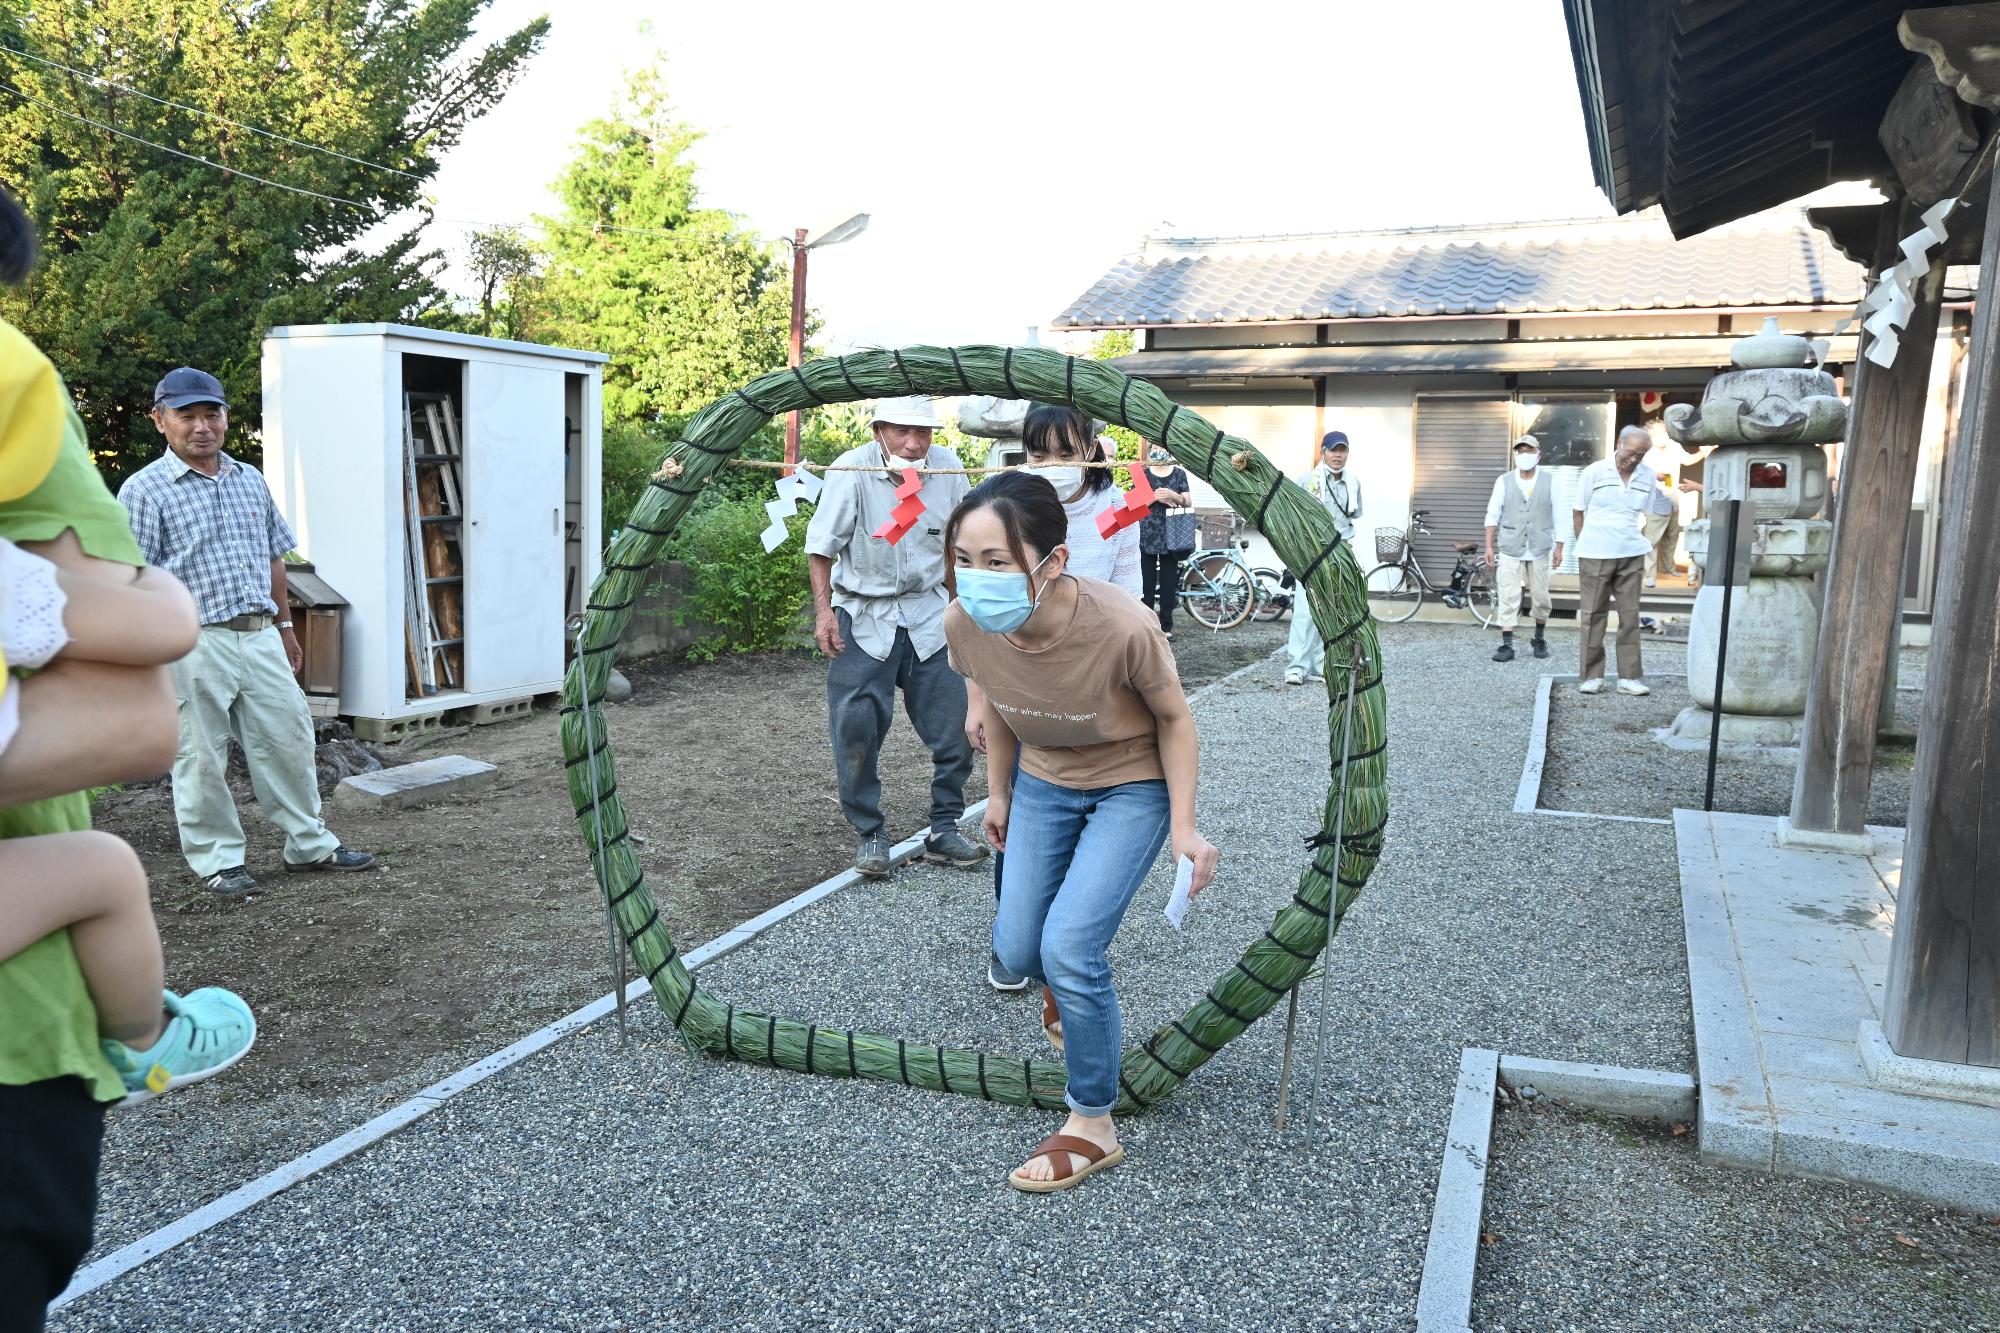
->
[574, 619, 627, 1050]
[1703, 498, 1742, 812]
[1305, 640, 1364, 1128]
[1274, 985, 1301, 1132]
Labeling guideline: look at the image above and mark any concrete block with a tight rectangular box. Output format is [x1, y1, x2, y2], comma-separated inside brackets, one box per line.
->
[470, 698, 533, 726]
[1496, 1055, 1697, 1123]
[1857, 1021, 2000, 1110]
[352, 712, 444, 744]
[334, 755, 496, 810]
[1775, 817, 1878, 858]
[1775, 1108, 2000, 1216]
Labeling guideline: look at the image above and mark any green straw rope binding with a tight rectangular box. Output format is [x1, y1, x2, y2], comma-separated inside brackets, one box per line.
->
[560, 345, 1388, 1113]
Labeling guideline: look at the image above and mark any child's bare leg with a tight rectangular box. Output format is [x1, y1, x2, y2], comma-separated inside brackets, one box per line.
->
[0, 660, 181, 806]
[0, 832, 164, 1045]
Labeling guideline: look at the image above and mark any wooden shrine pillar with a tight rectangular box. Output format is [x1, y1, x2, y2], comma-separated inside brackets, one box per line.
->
[1883, 157, 2000, 1067]
[1789, 199, 1946, 834]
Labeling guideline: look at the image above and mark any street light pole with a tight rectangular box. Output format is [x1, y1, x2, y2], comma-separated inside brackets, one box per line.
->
[786, 227, 809, 467]
[781, 213, 869, 468]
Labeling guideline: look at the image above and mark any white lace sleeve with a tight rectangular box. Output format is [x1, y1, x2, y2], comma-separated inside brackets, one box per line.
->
[1112, 520, 1143, 599]
[0, 538, 68, 670]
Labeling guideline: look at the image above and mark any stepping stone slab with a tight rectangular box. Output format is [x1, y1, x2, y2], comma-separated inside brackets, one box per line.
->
[334, 755, 496, 810]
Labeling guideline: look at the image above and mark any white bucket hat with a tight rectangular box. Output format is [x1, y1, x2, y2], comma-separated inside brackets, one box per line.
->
[870, 395, 940, 429]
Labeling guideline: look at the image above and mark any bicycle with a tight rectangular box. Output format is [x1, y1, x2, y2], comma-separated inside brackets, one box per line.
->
[1363, 510, 1498, 625]
[1176, 542, 1257, 630]
[1249, 565, 1292, 621]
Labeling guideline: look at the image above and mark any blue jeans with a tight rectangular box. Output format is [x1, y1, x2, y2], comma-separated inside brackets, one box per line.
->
[992, 770, 1172, 1116]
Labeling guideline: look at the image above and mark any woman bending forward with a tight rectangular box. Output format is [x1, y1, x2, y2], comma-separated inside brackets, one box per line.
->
[943, 471, 1219, 1192]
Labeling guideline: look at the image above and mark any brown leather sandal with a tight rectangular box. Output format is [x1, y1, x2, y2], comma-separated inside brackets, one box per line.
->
[1007, 1133, 1126, 1193]
[1041, 986, 1064, 1054]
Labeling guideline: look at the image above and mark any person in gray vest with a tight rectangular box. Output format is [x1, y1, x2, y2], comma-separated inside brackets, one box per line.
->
[1284, 431, 1362, 685]
[1483, 435, 1555, 662]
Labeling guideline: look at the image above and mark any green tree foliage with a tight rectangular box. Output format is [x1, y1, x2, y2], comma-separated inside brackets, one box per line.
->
[0, 1, 547, 482]
[533, 63, 796, 426]
[460, 224, 540, 341]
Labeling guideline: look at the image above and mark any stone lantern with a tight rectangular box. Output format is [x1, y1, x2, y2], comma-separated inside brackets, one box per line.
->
[1663, 318, 1845, 747]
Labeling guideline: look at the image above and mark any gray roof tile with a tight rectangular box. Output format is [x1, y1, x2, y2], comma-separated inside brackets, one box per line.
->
[1055, 209, 1871, 327]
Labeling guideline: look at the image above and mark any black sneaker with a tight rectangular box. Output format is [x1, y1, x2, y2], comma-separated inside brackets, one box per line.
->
[923, 829, 989, 868]
[1531, 637, 1550, 659]
[204, 865, 259, 897]
[854, 835, 892, 879]
[1492, 641, 1515, 662]
[987, 951, 1030, 992]
[285, 847, 377, 873]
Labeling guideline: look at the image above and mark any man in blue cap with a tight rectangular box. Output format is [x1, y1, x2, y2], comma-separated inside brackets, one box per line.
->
[1285, 430, 1362, 685]
[118, 369, 376, 896]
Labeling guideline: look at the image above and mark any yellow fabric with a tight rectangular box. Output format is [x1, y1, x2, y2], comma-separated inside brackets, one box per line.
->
[0, 319, 64, 504]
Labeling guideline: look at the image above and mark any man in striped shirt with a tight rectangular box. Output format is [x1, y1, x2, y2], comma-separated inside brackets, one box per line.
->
[119, 368, 375, 896]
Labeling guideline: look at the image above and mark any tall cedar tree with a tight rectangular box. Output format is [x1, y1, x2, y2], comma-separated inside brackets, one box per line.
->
[533, 64, 795, 425]
[0, 1, 547, 482]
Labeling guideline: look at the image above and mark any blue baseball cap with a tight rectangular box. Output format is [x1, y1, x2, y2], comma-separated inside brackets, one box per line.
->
[1322, 430, 1350, 450]
[153, 367, 229, 410]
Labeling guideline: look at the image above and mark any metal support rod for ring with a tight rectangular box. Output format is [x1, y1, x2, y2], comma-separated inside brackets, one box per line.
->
[1303, 637, 1364, 1130]
[1273, 987, 1301, 1131]
[574, 618, 628, 1050]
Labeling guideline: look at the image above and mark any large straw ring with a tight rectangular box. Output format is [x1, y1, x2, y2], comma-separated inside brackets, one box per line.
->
[561, 346, 1388, 1112]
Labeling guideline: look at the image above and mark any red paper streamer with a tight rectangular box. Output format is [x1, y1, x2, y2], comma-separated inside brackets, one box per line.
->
[873, 468, 928, 544]
[1095, 462, 1157, 538]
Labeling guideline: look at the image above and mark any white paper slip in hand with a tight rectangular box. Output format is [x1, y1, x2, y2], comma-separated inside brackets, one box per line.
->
[1163, 856, 1196, 931]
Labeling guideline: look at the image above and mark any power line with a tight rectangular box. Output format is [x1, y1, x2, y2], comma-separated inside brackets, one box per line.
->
[0, 80, 374, 211]
[2, 78, 771, 242]
[1, 44, 425, 181]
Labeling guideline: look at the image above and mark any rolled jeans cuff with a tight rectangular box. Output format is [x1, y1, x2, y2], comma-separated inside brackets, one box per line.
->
[1065, 1091, 1116, 1117]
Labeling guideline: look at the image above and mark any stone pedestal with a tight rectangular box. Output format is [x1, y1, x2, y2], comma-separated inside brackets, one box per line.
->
[1666, 518, 1830, 748]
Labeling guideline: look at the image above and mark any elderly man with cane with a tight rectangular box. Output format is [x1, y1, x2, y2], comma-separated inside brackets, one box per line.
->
[804, 396, 988, 879]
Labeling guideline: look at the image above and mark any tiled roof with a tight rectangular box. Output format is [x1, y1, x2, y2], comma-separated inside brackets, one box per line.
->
[1053, 209, 1869, 327]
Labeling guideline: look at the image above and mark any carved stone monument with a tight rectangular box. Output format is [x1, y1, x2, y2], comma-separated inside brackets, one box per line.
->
[1663, 318, 1846, 748]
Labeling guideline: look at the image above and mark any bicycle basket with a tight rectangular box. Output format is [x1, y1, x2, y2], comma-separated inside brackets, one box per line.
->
[1374, 527, 1407, 563]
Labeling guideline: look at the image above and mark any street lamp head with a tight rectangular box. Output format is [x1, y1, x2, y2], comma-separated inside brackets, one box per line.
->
[806, 212, 870, 250]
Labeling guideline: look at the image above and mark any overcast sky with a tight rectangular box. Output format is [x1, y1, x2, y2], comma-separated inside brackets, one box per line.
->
[426, 1, 1615, 351]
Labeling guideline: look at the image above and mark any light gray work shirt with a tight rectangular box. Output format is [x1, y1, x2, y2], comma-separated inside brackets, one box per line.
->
[804, 442, 970, 662]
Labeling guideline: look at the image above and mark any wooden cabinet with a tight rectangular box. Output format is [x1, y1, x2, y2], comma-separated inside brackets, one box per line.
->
[260, 324, 604, 726]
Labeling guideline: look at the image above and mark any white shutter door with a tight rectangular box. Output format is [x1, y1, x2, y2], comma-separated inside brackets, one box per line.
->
[1410, 396, 1511, 577]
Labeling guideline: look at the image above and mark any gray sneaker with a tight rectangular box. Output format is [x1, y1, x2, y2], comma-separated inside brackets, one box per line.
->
[854, 834, 892, 879]
[987, 950, 1029, 992]
[923, 828, 989, 868]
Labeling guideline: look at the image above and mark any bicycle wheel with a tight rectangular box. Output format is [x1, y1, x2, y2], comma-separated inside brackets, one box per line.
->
[1465, 561, 1499, 627]
[1363, 563, 1424, 623]
[1249, 566, 1291, 621]
[1181, 553, 1255, 630]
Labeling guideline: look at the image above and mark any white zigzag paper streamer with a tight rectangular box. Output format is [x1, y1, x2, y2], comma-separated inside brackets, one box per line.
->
[759, 466, 825, 553]
[1830, 198, 1954, 371]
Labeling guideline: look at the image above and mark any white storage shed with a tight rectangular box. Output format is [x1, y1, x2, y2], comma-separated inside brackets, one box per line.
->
[261, 323, 606, 729]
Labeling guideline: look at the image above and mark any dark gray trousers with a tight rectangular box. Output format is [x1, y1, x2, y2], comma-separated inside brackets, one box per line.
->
[826, 610, 972, 841]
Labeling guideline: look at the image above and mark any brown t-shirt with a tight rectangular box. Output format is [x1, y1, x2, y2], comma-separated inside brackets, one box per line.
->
[945, 576, 1182, 790]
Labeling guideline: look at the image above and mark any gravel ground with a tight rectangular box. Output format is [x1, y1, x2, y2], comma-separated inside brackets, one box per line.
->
[1538, 671, 1923, 825]
[1475, 1100, 2000, 1332]
[56, 621, 1697, 1331]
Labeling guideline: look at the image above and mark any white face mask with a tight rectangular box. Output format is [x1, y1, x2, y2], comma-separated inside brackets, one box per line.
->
[1029, 463, 1085, 496]
[1516, 452, 1540, 472]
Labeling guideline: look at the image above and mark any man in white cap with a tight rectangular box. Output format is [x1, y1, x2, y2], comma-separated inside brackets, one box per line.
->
[1483, 435, 1555, 662]
[804, 397, 987, 878]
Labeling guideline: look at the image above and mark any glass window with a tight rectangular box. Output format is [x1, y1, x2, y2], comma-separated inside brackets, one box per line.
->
[1516, 396, 1613, 468]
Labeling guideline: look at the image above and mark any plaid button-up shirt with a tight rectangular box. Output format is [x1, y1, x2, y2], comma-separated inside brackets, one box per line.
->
[119, 451, 296, 625]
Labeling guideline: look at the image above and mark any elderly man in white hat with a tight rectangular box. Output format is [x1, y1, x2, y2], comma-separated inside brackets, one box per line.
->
[804, 396, 988, 878]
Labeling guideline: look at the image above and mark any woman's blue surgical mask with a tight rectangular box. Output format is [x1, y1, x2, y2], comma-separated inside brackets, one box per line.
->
[955, 552, 1056, 634]
[1028, 463, 1084, 496]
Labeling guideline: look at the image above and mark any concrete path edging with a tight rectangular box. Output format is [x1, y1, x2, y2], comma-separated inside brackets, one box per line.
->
[1496, 1054, 1697, 1123]
[1513, 672, 1673, 826]
[1415, 1048, 1499, 1333]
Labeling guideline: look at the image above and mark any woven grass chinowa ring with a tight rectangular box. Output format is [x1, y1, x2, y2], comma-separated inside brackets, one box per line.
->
[561, 346, 1387, 1113]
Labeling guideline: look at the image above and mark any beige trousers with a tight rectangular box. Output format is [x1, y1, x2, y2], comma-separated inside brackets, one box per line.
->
[1576, 556, 1645, 683]
[168, 625, 338, 877]
[1494, 552, 1552, 631]
[1642, 511, 1679, 583]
